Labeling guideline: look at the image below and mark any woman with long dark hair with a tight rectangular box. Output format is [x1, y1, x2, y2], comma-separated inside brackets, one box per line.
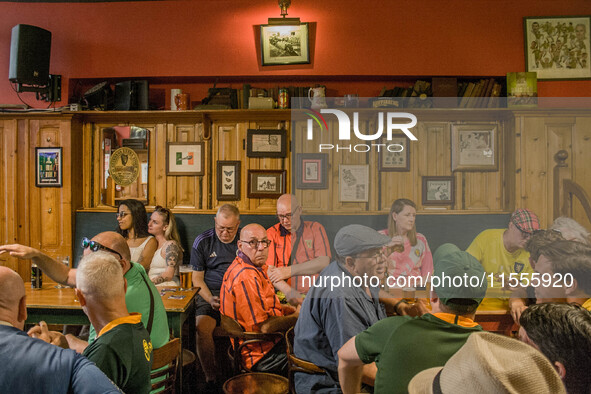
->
[147, 206, 183, 286]
[381, 198, 433, 279]
[116, 199, 157, 271]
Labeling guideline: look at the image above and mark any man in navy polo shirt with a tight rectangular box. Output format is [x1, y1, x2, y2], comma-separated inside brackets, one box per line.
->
[190, 204, 241, 391]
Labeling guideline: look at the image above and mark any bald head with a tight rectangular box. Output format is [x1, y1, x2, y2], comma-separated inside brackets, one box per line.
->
[84, 232, 131, 272]
[238, 223, 269, 267]
[0, 266, 27, 329]
[276, 194, 301, 232]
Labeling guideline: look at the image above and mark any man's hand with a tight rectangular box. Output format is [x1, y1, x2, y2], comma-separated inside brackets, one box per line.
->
[28, 321, 69, 348]
[285, 289, 304, 306]
[509, 298, 528, 324]
[209, 295, 221, 310]
[267, 266, 292, 283]
[399, 299, 429, 317]
[0, 244, 41, 261]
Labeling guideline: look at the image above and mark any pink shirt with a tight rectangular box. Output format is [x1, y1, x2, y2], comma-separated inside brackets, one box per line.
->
[379, 229, 433, 279]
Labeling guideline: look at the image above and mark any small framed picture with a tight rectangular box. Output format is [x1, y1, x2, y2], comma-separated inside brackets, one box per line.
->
[217, 161, 241, 201]
[260, 23, 310, 66]
[339, 164, 369, 202]
[36, 147, 62, 187]
[422, 176, 455, 205]
[296, 153, 328, 189]
[524, 16, 591, 80]
[166, 142, 205, 176]
[378, 135, 410, 172]
[247, 129, 287, 158]
[451, 124, 498, 172]
[247, 170, 286, 199]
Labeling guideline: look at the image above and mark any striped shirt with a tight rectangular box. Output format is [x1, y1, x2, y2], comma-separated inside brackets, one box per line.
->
[266, 220, 331, 292]
[220, 252, 283, 369]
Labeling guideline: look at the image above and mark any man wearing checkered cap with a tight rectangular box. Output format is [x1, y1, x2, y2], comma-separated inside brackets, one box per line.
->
[466, 208, 540, 310]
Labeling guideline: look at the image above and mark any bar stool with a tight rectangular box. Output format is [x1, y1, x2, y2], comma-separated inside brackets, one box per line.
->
[222, 372, 289, 394]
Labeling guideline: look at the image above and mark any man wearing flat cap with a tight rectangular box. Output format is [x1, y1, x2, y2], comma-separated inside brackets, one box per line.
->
[293, 224, 390, 393]
[338, 243, 487, 394]
[466, 208, 540, 310]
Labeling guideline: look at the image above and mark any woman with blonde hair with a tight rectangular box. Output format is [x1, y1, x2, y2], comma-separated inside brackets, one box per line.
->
[380, 198, 433, 279]
[116, 199, 157, 270]
[148, 206, 183, 286]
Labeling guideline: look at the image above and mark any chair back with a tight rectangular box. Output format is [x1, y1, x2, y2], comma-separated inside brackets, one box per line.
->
[220, 315, 283, 374]
[285, 327, 325, 393]
[223, 372, 289, 394]
[151, 338, 181, 394]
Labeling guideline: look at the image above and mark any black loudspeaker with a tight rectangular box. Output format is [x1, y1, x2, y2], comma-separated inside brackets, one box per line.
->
[114, 80, 149, 110]
[9, 24, 52, 87]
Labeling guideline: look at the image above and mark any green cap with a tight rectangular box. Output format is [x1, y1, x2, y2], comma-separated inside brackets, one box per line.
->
[433, 243, 487, 306]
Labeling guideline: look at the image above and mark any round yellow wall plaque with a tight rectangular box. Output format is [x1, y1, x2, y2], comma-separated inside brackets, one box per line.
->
[109, 147, 140, 187]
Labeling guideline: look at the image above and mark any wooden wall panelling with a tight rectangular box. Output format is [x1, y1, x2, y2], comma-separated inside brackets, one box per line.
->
[0, 120, 20, 276]
[417, 122, 453, 210]
[28, 119, 72, 283]
[212, 122, 249, 212]
[572, 116, 591, 230]
[82, 122, 94, 208]
[16, 119, 31, 281]
[329, 117, 370, 213]
[292, 119, 332, 213]
[502, 118, 516, 212]
[544, 117, 574, 227]
[149, 122, 166, 207]
[519, 117, 547, 224]
[461, 121, 504, 212]
[166, 122, 205, 210]
[246, 120, 288, 213]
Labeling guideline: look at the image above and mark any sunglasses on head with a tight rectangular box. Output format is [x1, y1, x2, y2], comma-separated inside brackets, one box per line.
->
[81, 237, 123, 260]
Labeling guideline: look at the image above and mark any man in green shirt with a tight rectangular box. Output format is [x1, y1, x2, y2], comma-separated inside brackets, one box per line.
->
[337, 243, 487, 394]
[33, 251, 153, 393]
[0, 231, 169, 351]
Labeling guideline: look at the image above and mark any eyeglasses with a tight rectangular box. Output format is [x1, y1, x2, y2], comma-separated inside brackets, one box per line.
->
[355, 249, 387, 262]
[278, 213, 292, 221]
[215, 224, 239, 233]
[240, 239, 271, 249]
[81, 237, 123, 260]
[116, 211, 130, 219]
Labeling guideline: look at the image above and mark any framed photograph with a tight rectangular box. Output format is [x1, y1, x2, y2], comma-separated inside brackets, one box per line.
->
[35, 147, 62, 187]
[166, 142, 205, 176]
[339, 165, 369, 202]
[422, 176, 455, 205]
[260, 23, 310, 66]
[451, 124, 498, 172]
[247, 170, 286, 199]
[378, 135, 410, 172]
[246, 129, 287, 158]
[296, 153, 328, 189]
[217, 161, 241, 201]
[524, 16, 591, 80]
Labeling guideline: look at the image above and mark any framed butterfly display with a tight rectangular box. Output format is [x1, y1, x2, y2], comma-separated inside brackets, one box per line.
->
[216, 161, 241, 201]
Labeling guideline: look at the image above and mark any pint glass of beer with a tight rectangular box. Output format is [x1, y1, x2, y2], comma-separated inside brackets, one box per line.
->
[179, 265, 193, 291]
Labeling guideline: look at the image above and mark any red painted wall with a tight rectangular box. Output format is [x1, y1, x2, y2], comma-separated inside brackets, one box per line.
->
[1, 0, 591, 107]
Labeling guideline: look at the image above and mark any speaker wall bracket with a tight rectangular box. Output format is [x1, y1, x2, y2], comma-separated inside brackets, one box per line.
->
[16, 74, 61, 102]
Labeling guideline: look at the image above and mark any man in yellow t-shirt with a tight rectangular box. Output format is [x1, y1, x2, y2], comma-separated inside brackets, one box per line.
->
[466, 208, 540, 309]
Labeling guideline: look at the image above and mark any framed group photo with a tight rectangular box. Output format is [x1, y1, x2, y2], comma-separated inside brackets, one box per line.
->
[166, 142, 205, 176]
[247, 129, 288, 158]
[339, 164, 369, 202]
[247, 170, 286, 199]
[524, 15, 591, 80]
[36, 147, 62, 187]
[422, 176, 455, 206]
[378, 135, 410, 172]
[260, 23, 310, 66]
[296, 153, 328, 189]
[217, 161, 241, 201]
[451, 124, 498, 172]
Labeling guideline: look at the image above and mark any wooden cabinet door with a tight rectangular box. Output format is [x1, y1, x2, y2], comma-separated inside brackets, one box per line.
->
[28, 119, 73, 264]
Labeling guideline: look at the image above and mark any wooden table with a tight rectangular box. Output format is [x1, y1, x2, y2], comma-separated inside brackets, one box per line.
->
[25, 283, 199, 390]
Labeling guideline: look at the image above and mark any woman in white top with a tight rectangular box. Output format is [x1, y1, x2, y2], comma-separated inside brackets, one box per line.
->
[148, 205, 183, 286]
[116, 199, 157, 271]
